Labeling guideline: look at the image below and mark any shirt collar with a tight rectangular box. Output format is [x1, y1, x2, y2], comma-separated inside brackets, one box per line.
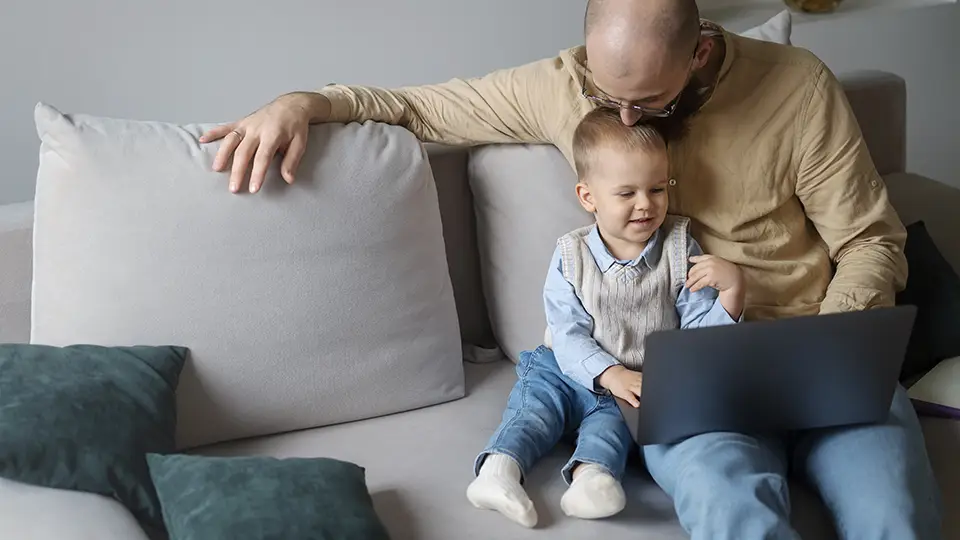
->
[585, 225, 662, 273]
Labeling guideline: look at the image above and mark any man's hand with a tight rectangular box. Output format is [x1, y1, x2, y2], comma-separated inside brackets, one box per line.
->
[687, 254, 745, 320]
[199, 92, 332, 194]
[597, 365, 643, 408]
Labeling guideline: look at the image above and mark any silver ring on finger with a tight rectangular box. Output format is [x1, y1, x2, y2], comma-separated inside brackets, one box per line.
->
[231, 129, 244, 140]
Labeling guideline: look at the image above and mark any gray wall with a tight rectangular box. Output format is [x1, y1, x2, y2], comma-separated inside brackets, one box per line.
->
[0, 0, 584, 206]
[1, 1, 956, 206]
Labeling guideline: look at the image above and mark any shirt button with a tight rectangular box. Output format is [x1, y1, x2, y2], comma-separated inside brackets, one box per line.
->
[870, 180, 879, 188]
[669, 178, 678, 186]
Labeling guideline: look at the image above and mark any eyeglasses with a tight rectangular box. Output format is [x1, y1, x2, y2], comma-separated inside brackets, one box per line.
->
[580, 33, 707, 118]
[581, 73, 682, 117]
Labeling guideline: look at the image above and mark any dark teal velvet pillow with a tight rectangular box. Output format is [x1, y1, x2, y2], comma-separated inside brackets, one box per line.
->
[147, 454, 391, 540]
[0, 343, 187, 530]
[896, 221, 960, 383]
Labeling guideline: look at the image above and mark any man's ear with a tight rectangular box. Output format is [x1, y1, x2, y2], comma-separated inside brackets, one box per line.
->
[694, 36, 713, 69]
[575, 182, 596, 213]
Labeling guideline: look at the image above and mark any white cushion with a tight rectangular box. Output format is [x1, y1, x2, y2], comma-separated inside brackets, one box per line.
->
[739, 10, 793, 45]
[909, 356, 960, 416]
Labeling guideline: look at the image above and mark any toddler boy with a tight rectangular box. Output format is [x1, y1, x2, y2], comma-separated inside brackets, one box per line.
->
[466, 109, 746, 528]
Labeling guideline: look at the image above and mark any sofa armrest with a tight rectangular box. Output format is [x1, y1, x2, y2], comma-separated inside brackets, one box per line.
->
[885, 172, 960, 273]
[839, 71, 907, 177]
[0, 201, 33, 344]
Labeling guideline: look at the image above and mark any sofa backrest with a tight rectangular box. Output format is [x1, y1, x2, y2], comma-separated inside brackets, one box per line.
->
[0, 70, 911, 352]
[0, 202, 32, 344]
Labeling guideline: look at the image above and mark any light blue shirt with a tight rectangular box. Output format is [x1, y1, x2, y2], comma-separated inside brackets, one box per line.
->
[543, 225, 738, 390]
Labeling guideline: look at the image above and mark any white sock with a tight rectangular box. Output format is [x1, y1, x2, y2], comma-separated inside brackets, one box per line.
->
[560, 463, 626, 520]
[466, 454, 538, 528]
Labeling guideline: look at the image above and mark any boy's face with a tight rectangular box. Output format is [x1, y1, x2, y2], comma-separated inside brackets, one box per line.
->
[576, 144, 669, 250]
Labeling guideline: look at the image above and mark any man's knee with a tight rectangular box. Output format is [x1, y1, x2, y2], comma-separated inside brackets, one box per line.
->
[645, 433, 796, 539]
[674, 461, 790, 513]
[648, 432, 792, 507]
[645, 432, 787, 485]
[671, 463, 795, 540]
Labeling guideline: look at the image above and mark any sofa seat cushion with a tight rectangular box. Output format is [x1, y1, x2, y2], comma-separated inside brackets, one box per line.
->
[190, 361, 947, 540]
[0, 477, 156, 540]
[2, 362, 955, 539]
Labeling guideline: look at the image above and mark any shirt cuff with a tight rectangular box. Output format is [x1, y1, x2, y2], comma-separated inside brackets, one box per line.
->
[819, 295, 871, 315]
[317, 84, 355, 123]
[579, 351, 619, 392]
[703, 299, 741, 326]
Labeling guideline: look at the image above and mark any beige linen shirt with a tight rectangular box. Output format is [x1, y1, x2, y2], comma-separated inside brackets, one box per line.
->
[318, 25, 907, 321]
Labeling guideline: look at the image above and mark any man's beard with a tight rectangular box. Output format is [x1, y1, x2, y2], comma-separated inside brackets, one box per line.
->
[639, 80, 709, 144]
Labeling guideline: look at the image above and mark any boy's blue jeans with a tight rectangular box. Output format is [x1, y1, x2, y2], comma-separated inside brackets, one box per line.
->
[474, 345, 634, 485]
[476, 346, 943, 539]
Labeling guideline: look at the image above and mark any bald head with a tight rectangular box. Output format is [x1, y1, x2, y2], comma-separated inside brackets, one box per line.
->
[582, 0, 705, 127]
[584, 0, 700, 59]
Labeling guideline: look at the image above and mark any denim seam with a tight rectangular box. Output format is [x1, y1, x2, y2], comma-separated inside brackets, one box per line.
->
[583, 393, 604, 417]
[490, 349, 538, 452]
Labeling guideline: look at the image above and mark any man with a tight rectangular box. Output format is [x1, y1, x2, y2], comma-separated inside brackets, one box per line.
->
[201, 0, 942, 538]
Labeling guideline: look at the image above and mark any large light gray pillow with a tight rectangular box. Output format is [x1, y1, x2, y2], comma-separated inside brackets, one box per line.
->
[31, 103, 464, 449]
[468, 145, 590, 363]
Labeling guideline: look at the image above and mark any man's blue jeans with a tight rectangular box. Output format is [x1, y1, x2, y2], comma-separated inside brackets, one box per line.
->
[642, 385, 943, 539]
[474, 346, 634, 484]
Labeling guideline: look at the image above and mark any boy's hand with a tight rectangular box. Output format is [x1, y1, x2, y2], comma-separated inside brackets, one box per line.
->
[687, 255, 743, 293]
[597, 365, 643, 408]
[687, 254, 746, 320]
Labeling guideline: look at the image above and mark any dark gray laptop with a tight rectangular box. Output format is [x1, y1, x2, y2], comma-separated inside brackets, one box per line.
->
[617, 305, 916, 446]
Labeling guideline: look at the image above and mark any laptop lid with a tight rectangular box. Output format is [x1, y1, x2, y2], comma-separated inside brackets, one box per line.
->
[619, 305, 916, 446]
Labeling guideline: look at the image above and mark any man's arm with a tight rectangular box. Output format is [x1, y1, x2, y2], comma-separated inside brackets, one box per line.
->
[319, 56, 572, 146]
[795, 63, 908, 314]
[543, 246, 618, 391]
[202, 53, 578, 193]
[677, 237, 742, 328]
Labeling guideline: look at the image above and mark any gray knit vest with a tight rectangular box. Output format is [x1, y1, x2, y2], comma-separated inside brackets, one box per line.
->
[544, 215, 690, 370]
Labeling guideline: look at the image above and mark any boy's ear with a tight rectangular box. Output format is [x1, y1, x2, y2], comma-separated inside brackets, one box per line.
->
[575, 182, 596, 213]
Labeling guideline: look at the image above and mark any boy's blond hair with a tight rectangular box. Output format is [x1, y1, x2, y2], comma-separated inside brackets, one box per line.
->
[572, 109, 666, 180]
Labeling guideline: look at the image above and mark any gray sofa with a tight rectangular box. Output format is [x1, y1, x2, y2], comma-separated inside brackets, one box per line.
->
[1, 70, 958, 540]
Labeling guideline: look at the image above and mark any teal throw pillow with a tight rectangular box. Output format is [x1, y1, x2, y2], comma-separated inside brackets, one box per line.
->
[147, 454, 391, 540]
[0, 343, 187, 530]
[896, 220, 960, 382]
